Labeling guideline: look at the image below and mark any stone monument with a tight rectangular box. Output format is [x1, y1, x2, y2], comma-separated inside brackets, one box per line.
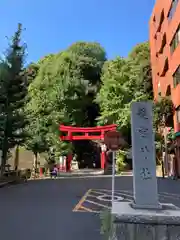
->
[131, 101, 160, 209]
[111, 101, 180, 240]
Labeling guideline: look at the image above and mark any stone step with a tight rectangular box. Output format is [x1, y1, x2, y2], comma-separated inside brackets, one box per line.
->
[104, 165, 113, 175]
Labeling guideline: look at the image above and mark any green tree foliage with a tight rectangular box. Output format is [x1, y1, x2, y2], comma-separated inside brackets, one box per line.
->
[25, 42, 106, 166]
[25, 63, 39, 85]
[0, 24, 174, 170]
[96, 42, 153, 143]
[0, 23, 27, 173]
[153, 97, 174, 159]
[153, 96, 174, 128]
[97, 41, 173, 165]
[100, 209, 115, 240]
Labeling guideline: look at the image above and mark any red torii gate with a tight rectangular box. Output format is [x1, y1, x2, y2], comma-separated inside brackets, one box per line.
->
[59, 124, 117, 170]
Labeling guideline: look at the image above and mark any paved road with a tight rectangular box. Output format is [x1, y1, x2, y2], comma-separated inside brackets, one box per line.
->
[0, 176, 180, 240]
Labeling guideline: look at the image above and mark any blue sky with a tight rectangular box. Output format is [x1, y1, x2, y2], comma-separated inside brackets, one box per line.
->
[0, 0, 155, 64]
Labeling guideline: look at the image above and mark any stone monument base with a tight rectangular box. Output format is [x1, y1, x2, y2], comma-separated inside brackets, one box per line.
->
[131, 201, 163, 210]
[111, 201, 180, 240]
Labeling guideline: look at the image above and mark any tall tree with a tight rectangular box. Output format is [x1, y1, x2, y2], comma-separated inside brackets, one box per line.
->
[26, 42, 106, 167]
[0, 23, 27, 174]
[96, 42, 153, 144]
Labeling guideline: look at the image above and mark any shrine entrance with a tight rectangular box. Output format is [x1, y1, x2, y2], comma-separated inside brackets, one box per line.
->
[59, 124, 117, 170]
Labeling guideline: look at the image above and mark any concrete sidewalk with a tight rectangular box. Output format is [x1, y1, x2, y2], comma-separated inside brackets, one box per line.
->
[33, 169, 133, 180]
[59, 169, 104, 176]
[58, 169, 133, 176]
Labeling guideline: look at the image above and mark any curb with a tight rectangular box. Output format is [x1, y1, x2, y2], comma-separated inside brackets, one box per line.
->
[29, 171, 133, 180]
[0, 179, 26, 188]
[57, 172, 104, 177]
[0, 180, 16, 188]
[58, 170, 132, 176]
[30, 174, 133, 180]
[120, 172, 132, 176]
[57, 174, 132, 179]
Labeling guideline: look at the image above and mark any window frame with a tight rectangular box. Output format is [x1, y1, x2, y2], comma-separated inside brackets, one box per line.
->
[161, 58, 169, 77]
[173, 65, 180, 87]
[170, 25, 180, 54]
[157, 10, 165, 32]
[176, 106, 180, 123]
[168, 0, 179, 21]
[159, 33, 166, 54]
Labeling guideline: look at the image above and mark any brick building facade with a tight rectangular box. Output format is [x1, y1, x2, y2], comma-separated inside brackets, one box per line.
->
[149, 0, 180, 176]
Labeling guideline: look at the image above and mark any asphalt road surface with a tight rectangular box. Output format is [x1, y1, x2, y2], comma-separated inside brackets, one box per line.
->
[1, 176, 180, 240]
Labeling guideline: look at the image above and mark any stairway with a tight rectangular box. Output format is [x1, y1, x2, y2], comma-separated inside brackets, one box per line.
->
[104, 164, 113, 175]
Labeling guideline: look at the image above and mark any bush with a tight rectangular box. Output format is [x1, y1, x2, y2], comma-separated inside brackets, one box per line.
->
[100, 209, 116, 240]
[116, 151, 127, 173]
[18, 169, 31, 179]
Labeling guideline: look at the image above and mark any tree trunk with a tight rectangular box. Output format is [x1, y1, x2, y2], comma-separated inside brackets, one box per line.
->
[1, 130, 8, 177]
[32, 152, 38, 175]
[0, 113, 9, 177]
[14, 144, 19, 172]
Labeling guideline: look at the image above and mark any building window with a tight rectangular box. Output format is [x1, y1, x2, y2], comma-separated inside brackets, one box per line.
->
[168, 0, 179, 20]
[157, 10, 164, 32]
[159, 34, 166, 53]
[159, 11, 164, 25]
[170, 25, 180, 53]
[176, 106, 180, 123]
[173, 65, 180, 87]
[161, 58, 169, 76]
[166, 85, 171, 97]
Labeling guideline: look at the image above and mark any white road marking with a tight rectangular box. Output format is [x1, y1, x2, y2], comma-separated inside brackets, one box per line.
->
[91, 189, 133, 200]
[74, 188, 180, 213]
[159, 193, 180, 200]
[85, 199, 111, 209]
[94, 188, 133, 194]
[96, 194, 124, 202]
[160, 192, 180, 198]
